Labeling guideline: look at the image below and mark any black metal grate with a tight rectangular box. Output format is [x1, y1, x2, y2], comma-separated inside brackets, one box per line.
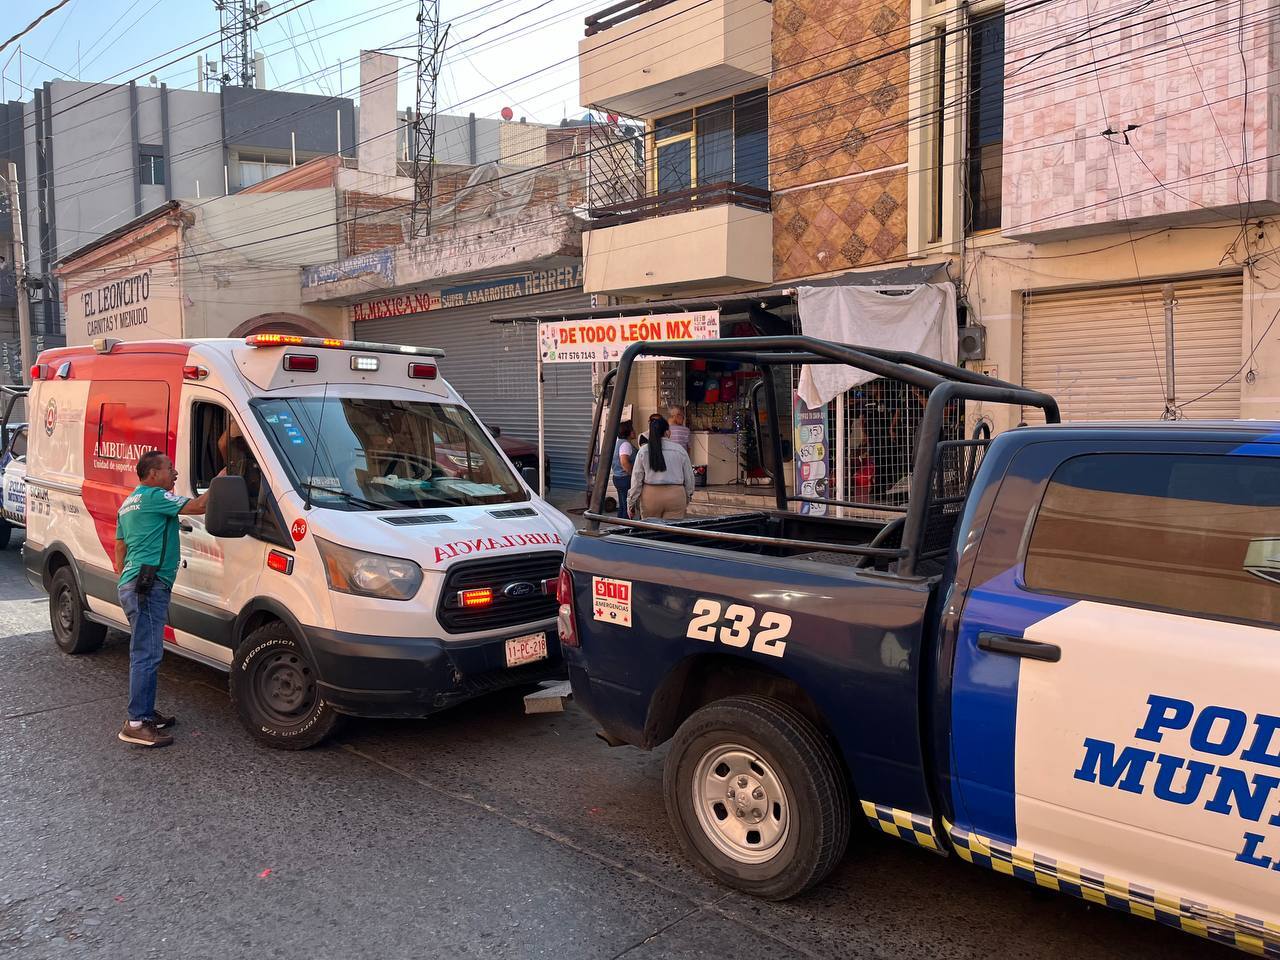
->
[381, 514, 456, 526]
[919, 439, 989, 559]
[437, 551, 563, 633]
[488, 507, 537, 519]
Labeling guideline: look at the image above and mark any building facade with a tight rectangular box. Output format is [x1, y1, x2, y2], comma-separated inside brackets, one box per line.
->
[570, 0, 1280, 509]
[0, 78, 355, 357]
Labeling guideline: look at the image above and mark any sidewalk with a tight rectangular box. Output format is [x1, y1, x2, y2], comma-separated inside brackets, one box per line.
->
[544, 485, 591, 530]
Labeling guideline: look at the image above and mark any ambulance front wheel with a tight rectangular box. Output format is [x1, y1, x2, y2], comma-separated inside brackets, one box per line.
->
[49, 566, 106, 655]
[664, 695, 850, 900]
[230, 622, 343, 750]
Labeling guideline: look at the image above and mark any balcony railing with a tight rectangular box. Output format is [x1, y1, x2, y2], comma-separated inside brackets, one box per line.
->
[586, 181, 770, 229]
[585, 0, 677, 36]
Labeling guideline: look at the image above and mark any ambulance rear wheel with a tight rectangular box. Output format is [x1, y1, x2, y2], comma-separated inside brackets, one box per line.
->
[49, 566, 106, 655]
[230, 622, 342, 750]
[664, 696, 849, 900]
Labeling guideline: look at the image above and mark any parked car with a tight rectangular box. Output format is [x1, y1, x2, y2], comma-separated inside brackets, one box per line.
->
[487, 423, 551, 484]
[559, 333, 1280, 955]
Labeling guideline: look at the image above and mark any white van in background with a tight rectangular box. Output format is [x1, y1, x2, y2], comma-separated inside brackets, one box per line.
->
[23, 335, 575, 748]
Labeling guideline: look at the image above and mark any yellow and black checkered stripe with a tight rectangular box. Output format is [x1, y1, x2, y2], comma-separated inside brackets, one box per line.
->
[860, 801, 942, 853]
[944, 820, 1280, 957]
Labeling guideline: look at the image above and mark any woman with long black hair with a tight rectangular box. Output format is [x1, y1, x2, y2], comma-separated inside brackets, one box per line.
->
[627, 415, 695, 520]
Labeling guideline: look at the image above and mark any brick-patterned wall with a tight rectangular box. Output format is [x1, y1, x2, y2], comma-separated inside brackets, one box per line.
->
[1004, 0, 1277, 238]
[341, 191, 404, 256]
[770, 0, 910, 280]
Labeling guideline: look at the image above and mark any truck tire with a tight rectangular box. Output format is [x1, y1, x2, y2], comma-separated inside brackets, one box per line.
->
[664, 695, 850, 900]
[230, 622, 343, 750]
[0, 520, 11, 550]
[49, 566, 107, 655]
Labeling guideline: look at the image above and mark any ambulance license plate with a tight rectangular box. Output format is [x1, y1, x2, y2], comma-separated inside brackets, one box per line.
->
[505, 632, 547, 668]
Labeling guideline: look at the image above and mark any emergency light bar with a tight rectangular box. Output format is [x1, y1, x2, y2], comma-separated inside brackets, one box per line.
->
[245, 334, 444, 358]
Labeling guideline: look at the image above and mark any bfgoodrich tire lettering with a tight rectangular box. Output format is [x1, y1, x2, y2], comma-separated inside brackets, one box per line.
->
[49, 565, 106, 655]
[663, 695, 850, 900]
[230, 622, 342, 750]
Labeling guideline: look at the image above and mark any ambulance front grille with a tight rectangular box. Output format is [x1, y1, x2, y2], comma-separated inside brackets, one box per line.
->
[437, 550, 563, 633]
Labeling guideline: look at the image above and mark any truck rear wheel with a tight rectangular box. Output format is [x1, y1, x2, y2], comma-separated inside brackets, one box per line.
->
[664, 696, 849, 900]
[49, 566, 106, 654]
[0, 519, 11, 550]
[230, 623, 343, 750]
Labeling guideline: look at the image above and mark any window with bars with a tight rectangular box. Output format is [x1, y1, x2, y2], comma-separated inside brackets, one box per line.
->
[966, 10, 1004, 234]
[651, 90, 769, 194]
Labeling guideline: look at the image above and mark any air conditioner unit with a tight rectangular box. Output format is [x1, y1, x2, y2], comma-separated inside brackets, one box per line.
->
[958, 324, 987, 362]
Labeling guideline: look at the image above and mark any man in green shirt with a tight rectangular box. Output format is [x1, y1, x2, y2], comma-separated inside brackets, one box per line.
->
[114, 450, 209, 748]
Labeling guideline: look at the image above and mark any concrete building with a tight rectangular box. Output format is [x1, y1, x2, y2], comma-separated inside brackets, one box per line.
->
[554, 0, 1280, 511]
[56, 195, 343, 349]
[0, 78, 355, 356]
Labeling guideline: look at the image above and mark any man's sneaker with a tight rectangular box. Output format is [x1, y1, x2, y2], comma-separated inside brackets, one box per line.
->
[151, 709, 176, 730]
[118, 721, 174, 748]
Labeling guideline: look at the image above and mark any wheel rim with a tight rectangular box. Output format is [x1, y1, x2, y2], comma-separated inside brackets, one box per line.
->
[55, 586, 75, 635]
[252, 651, 317, 726]
[691, 743, 791, 865]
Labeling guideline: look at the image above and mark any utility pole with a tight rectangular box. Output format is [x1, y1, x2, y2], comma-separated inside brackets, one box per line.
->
[4, 163, 32, 386]
[411, 0, 446, 239]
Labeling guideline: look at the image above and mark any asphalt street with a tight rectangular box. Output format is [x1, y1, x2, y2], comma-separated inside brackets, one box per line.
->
[0, 537, 1234, 960]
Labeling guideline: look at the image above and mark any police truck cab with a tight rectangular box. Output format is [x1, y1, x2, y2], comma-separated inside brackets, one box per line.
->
[24, 335, 574, 748]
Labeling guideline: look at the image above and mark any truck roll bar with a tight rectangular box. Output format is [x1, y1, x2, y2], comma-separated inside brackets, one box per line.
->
[584, 335, 1060, 574]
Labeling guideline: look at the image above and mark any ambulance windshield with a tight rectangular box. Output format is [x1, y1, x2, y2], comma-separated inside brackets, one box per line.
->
[251, 396, 528, 510]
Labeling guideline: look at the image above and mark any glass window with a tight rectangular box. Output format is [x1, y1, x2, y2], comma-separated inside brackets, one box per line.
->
[657, 139, 693, 193]
[251, 396, 529, 511]
[138, 151, 165, 186]
[190, 402, 280, 540]
[695, 98, 734, 185]
[7, 426, 25, 461]
[1024, 453, 1280, 628]
[966, 11, 1004, 234]
[733, 90, 768, 191]
[651, 89, 769, 195]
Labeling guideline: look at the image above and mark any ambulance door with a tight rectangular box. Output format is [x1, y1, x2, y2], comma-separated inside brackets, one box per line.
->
[951, 443, 1280, 940]
[171, 395, 273, 666]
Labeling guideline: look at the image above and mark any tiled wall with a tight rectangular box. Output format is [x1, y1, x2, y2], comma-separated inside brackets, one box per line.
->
[1003, 0, 1277, 239]
[770, 0, 910, 279]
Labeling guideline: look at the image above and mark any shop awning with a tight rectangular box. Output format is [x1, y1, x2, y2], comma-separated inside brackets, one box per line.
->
[489, 263, 951, 324]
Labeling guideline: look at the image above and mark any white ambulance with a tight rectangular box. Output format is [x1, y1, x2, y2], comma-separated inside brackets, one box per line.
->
[23, 335, 576, 748]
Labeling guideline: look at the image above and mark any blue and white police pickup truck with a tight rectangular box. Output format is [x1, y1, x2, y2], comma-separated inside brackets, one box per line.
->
[0, 385, 28, 549]
[557, 335, 1280, 955]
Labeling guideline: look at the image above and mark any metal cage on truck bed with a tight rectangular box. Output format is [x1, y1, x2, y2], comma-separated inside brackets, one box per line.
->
[586, 336, 1059, 577]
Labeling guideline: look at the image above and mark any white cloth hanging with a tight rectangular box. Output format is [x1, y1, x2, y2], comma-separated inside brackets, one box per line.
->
[795, 284, 958, 408]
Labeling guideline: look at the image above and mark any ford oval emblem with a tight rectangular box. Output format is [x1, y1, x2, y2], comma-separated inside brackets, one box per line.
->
[503, 580, 536, 598]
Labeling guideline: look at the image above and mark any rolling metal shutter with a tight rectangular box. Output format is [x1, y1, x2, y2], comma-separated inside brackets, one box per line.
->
[1022, 274, 1243, 422]
[356, 288, 593, 489]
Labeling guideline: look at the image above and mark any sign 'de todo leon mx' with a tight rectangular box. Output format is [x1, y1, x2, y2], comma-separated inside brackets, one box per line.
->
[539, 310, 719, 364]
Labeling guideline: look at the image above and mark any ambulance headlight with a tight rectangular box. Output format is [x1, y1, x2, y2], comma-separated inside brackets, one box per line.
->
[316, 537, 423, 601]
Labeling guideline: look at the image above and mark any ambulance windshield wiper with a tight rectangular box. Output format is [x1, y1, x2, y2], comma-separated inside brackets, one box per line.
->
[298, 483, 383, 511]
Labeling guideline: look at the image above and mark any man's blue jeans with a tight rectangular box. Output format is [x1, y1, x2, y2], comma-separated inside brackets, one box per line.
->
[118, 578, 172, 722]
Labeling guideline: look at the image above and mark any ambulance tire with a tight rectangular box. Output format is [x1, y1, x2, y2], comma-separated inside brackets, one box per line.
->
[49, 566, 106, 655]
[230, 623, 343, 750]
[0, 520, 10, 550]
[665, 696, 850, 901]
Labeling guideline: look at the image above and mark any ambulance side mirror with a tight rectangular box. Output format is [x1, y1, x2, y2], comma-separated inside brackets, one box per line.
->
[1245, 538, 1280, 584]
[521, 466, 538, 489]
[206, 475, 253, 538]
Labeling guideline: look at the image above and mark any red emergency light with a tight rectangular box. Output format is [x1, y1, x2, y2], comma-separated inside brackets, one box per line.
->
[183, 365, 209, 381]
[457, 587, 494, 608]
[245, 334, 444, 358]
[408, 362, 437, 380]
[266, 550, 294, 575]
[283, 354, 319, 373]
[29, 364, 47, 381]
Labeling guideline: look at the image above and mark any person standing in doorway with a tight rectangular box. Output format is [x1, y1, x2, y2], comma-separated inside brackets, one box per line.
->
[612, 421, 636, 519]
[628, 415, 695, 520]
[114, 450, 209, 748]
[666, 405, 691, 452]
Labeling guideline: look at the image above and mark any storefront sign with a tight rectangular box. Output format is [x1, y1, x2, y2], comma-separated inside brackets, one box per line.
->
[303, 249, 395, 288]
[539, 310, 720, 364]
[349, 264, 584, 323]
[63, 254, 183, 346]
[793, 394, 831, 516]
